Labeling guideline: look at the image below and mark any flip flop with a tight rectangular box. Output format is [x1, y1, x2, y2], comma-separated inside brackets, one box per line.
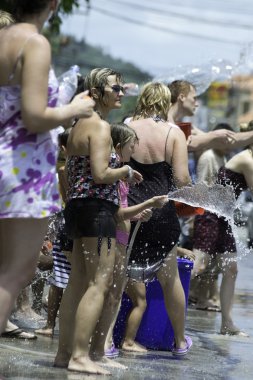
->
[1, 328, 37, 340]
[196, 305, 221, 312]
[171, 336, 192, 357]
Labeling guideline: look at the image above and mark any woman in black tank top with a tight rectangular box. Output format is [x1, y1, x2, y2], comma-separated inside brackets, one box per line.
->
[122, 82, 193, 356]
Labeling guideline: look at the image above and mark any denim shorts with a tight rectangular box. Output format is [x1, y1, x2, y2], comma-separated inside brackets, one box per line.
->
[64, 198, 119, 240]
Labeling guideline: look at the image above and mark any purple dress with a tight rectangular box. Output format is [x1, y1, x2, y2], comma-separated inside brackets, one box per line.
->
[0, 69, 61, 218]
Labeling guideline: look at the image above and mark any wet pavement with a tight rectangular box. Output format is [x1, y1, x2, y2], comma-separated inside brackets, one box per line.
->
[1, 232, 253, 379]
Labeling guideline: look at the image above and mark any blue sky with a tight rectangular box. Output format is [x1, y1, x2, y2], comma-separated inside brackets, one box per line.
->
[61, 0, 253, 79]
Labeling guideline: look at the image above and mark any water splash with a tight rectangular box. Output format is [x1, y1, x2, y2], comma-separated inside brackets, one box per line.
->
[152, 41, 253, 96]
[168, 183, 236, 220]
[168, 182, 252, 261]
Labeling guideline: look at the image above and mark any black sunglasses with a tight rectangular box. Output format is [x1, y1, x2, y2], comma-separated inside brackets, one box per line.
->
[110, 85, 125, 94]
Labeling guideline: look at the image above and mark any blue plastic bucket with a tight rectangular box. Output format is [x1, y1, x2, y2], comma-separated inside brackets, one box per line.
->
[113, 258, 193, 350]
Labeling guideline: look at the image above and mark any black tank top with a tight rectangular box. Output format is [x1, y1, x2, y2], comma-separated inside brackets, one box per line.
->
[127, 125, 181, 264]
[217, 167, 247, 199]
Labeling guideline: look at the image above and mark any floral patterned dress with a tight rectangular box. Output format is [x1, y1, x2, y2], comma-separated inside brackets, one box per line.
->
[0, 69, 61, 218]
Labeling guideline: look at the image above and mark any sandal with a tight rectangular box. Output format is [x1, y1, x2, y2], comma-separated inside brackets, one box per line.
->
[1, 328, 37, 340]
[171, 336, 192, 357]
[196, 305, 221, 312]
[104, 343, 119, 358]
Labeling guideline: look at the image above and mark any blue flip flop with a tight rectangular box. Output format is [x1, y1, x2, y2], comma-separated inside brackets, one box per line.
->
[171, 336, 192, 357]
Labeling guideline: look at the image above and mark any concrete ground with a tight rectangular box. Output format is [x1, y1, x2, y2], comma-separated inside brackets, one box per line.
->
[1, 235, 253, 379]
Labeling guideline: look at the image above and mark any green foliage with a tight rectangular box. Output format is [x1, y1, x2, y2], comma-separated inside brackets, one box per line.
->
[0, 0, 151, 122]
[0, 0, 84, 33]
[49, 0, 81, 34]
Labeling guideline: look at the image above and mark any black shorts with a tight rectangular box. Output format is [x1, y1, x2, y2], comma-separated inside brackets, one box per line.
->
[64, 198, 119, 240]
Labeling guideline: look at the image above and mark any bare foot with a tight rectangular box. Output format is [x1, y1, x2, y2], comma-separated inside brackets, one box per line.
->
[54, 352, 71, 368]
[35, 327, 54, 337]
[94, 357, 128, 370]
[122, 341, 148, 353]
[220, 325, 249, 337]
[68, 357, 111, 375]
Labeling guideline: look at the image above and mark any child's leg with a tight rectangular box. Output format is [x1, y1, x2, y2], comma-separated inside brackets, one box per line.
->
[122, 280, 147, 352]
[35, 284, 63, 336]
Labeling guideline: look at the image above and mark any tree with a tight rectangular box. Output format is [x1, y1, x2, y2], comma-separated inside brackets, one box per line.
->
[0, 0, 89, 33]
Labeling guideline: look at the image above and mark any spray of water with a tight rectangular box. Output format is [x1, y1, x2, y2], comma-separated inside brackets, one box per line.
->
[152, 42, 253, 96]
[168, 182, 252, 261]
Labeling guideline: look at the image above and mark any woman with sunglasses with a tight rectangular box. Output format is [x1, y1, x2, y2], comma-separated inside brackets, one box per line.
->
[54, 68, 142, 375]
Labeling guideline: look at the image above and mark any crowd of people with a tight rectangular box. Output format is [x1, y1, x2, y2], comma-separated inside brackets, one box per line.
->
[1, 1, 253, 376]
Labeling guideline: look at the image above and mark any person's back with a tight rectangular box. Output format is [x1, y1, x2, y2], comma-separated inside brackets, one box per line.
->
[129, 117, 175, 164]
[130, 117, 190, 188]
[0, 23, 42, 86]
[127, 82, 191, 268]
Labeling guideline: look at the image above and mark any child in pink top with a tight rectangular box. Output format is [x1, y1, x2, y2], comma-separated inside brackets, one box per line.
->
[103, 123, 168, 357]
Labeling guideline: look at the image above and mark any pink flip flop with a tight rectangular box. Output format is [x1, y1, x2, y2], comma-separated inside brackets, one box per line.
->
[171, 336, 192, 357]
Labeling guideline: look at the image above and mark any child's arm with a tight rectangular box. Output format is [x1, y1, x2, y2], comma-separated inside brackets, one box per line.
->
[132, 208, 153, 222]
[58, 164, 68, 204]
[115, 195, 168, 222]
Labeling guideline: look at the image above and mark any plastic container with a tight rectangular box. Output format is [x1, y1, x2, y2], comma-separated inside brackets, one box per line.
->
[124, 83, 139, 96]
[113, 257, 193, 350]
[57, 65, 80, 106]
[177, 122, 192, 140]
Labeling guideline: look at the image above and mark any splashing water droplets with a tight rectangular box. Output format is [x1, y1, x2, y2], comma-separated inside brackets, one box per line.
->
[168, 182, 253, 261]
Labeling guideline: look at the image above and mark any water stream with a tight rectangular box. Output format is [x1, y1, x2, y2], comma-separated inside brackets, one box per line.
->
[168, 182, 252, 261]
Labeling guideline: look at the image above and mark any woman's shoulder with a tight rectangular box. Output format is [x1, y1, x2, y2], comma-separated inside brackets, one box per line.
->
[74, 113, 111, 137]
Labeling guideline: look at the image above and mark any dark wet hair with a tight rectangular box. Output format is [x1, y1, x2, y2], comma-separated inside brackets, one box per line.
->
[213, 122, 233, 132]
[168, 80, 196, 104]
[111, 123, 139, 149]
[11, 0, 51, 21]
[58, 128, 71, 148]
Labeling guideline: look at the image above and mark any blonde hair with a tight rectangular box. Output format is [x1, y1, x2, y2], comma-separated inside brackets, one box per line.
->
[0, 11, 15, 28]
[133, 82, 171, 121]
